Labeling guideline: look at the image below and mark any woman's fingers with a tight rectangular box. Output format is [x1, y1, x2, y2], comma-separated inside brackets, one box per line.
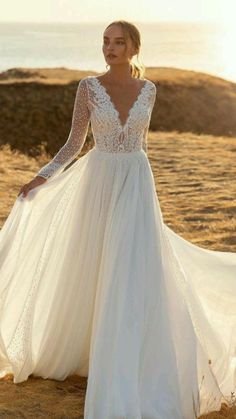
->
[18, 177, 46, 198]
[17, 187, 23, 196]
[18, 184, 31, 197]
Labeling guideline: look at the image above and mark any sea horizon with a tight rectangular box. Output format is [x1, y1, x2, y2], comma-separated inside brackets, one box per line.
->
[0, 20, 235, 83]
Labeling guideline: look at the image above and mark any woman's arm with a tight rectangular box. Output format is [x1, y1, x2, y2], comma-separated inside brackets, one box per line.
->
[142, 124, 149, 153]
[142, 82, 157, 153]
[36, 77, 90, 180]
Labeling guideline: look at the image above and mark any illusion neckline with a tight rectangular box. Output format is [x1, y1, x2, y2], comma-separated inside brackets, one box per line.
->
[92, 76, 149, 131]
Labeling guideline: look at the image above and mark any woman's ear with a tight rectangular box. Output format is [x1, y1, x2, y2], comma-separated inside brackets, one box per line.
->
[132, 47, 138, 56]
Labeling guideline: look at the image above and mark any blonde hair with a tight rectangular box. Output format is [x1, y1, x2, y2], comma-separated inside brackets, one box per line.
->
[104, 20, 145, 79]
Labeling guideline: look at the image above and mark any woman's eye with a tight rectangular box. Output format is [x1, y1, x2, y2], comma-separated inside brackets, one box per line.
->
[103, 40, 124, 46]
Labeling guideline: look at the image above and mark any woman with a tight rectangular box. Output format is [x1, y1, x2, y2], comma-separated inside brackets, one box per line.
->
[0, 20, 236, 419]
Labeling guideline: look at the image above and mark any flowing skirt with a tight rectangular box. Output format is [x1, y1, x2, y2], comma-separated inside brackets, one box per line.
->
[0, 146, 235, 419]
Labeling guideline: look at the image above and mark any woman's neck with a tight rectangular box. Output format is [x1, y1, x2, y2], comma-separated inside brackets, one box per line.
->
[105, 64, 134, 84]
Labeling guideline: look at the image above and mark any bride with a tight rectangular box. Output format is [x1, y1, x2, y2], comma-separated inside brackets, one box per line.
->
[0, 19, 236, 419]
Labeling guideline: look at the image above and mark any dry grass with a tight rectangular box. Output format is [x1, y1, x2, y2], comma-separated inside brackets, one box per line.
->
[0, 373, 235, 419]
[148, 130, 236, 252]
[0, 373, 86, 418]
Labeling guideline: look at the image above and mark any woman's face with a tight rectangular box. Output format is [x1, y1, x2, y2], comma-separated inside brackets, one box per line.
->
[102, 24, 136, 66]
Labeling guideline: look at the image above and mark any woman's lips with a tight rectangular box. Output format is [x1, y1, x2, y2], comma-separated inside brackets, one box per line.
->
[107, 54, 117, 58]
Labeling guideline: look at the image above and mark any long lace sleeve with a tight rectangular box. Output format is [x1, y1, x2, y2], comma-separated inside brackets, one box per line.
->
[36, 77, 90, 180]
[142, 124, 149, 153]
[142, 82, 157, 153]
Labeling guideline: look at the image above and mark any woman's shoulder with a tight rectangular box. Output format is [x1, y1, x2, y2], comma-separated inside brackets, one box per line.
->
[144, 78, 157, 91]
[80, 75, 96, 83]
[78, 75, 99, 91]
[77, 76, 95, 94]
[78, 76, 91, 85]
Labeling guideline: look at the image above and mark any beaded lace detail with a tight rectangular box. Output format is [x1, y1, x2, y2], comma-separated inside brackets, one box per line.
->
[36, 75, 157, 180]
[36, 78, 90, 180]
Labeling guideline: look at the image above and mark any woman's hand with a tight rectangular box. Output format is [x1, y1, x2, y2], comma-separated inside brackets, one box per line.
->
[18, 176, 47, 198]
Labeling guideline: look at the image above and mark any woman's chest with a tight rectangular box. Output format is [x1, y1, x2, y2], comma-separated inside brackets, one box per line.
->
[87, 76, 153, 133]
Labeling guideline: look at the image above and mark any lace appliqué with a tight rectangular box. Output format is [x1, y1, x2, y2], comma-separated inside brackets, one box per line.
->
[87, 76, 156, 153]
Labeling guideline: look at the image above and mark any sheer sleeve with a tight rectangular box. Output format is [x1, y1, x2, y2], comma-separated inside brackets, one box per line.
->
[36, 77, 90, 180]
[142, 124, 149, 153]
[142, 82, 157, 153]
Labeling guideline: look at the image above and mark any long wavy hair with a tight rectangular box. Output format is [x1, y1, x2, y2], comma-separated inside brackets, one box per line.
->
[104, 20, 145, 79]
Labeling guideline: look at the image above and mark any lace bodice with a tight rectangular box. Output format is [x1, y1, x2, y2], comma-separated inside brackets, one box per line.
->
[36, 75, 157, 179]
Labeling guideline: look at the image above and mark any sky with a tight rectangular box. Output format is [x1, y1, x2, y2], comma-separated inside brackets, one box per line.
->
[0, 0, 235, 24]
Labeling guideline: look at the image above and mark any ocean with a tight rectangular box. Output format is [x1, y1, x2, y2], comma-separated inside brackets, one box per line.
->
[0, 21, 235, 83]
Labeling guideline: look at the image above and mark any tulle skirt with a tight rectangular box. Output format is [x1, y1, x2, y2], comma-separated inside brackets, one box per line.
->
[0, 146, 235, 419]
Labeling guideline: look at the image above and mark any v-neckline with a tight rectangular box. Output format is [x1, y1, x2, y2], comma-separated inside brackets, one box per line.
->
[93, 76, 148, 131]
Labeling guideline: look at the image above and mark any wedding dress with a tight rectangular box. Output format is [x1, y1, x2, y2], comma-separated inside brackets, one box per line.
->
[0, 75, 236, 419]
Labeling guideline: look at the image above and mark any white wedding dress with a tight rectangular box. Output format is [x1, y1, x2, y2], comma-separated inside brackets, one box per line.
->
[0, 75, 236, 419]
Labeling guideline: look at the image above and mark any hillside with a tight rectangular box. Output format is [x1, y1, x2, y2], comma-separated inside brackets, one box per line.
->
[0, 66, 236, 159]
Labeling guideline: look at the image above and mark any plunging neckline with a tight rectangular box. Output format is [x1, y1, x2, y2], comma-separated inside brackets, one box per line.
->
[93, 76, 148, 131]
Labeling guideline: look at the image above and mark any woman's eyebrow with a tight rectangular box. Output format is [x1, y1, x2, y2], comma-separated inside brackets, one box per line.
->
[103, 36, 125, 40]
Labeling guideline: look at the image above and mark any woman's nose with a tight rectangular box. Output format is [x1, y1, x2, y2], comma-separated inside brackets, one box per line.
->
[106, 43, 114, 50]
